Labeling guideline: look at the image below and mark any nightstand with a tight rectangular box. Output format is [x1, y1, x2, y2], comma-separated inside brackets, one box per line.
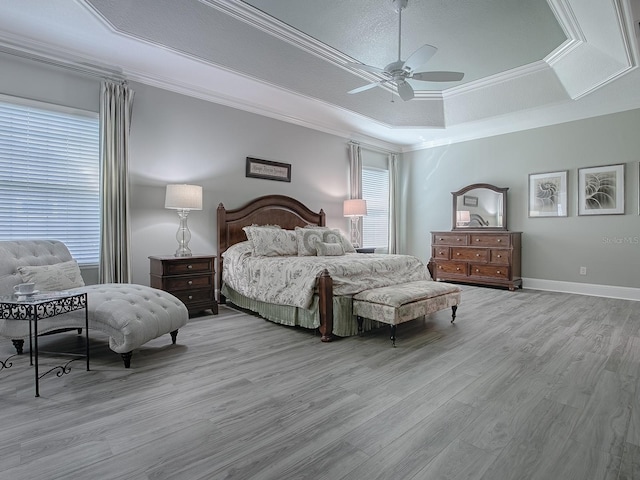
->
[149, 254, 218, 315]
[355, 247, 376, 254]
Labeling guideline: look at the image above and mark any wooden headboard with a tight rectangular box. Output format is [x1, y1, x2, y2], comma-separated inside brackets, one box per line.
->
[216, 194, 326, 295]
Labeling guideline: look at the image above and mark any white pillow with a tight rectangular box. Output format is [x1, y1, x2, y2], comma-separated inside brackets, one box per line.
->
[242, 226, 297, 257]
[315, 241, 344, 256]
[295, 227, 325, 256]
[18, 260, 85, 292]
[323, 229, 356, 253]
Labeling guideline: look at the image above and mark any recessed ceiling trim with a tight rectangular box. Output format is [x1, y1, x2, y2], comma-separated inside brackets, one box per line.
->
[198, 0, 358, 67]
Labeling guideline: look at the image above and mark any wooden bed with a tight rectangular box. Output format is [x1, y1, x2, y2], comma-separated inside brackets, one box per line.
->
[217, 194, 335, 341]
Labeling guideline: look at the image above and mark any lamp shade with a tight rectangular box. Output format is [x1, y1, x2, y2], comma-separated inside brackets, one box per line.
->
[343, 199, 367, 217]
[457, 210, 471, 223]
[165, 184, 203, 210]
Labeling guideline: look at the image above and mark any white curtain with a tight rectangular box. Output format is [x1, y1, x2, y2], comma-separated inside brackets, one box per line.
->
[348, 142, 363, 246]
[348, 142, 362, 199]
[388, 153, 399, 254]
[99, 81, 135, 283]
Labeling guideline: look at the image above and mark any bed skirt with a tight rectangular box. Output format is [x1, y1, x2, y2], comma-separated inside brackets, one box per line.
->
[221, 284, 382, 337]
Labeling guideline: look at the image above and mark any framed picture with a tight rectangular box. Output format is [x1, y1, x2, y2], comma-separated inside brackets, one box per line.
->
[246, 157, 291, 182]
[463, 195, 478, 207]
[528, 170, 568, 217]
[578, 163, 625, 215]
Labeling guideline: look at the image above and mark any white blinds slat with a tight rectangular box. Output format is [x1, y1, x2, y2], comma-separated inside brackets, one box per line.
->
[0, 99, 100, 264]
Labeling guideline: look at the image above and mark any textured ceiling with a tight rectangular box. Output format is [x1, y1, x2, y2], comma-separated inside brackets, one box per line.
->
[0, 0, 638, 150]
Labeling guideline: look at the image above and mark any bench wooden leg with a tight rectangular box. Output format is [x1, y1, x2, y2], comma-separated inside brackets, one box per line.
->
[121, 351, 133, 368]
[390, 325, 396, 347]
[170, 329, 178, 344]
[451, 305, 458, 324]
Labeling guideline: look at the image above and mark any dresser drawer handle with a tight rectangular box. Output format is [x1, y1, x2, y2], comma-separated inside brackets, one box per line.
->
[438, 266, 442, 269]
[497, 270, 501, 274]
[456, 253, 460, 256]
[188, 280, 193, 285]
[456, 267, 460, 271]
[497, 239, 502, 242]
[188, 295, 193, 300]
[457, 238, 462, 241]
[187, 264, 193, 269]
[497, 254, 502, 258]
[439, 251, 444, 255]
[476, 253, 480, 257]
[475, 238, 479, 242]
[476, 269, 479, 272]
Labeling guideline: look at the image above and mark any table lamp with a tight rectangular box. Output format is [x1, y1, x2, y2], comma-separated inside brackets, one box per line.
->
[165, 184, 203, 257]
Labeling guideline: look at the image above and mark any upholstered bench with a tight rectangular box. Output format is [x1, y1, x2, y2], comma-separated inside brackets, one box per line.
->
[0, 240, 189, 368]
[353, 280, 461, 346]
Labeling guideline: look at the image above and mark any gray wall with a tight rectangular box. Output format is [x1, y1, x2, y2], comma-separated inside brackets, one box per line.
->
[401, 108, 640, 290]
[128, 82, 352, 285]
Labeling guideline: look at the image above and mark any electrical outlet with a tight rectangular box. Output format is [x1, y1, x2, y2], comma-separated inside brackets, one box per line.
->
[579, 266, 587, 275]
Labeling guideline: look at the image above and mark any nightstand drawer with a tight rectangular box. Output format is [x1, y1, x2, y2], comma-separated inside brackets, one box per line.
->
[172, 288, 215, 305]
[432, 233, 468, 246]
[164, 274, 212, 291]
[163, 259, 213, 275]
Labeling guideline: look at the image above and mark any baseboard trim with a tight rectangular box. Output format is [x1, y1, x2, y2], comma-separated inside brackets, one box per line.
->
[522, 278, 640, 302]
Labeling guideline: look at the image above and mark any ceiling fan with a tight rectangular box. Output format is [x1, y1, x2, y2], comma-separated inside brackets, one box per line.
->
[347, 0, 464, 101]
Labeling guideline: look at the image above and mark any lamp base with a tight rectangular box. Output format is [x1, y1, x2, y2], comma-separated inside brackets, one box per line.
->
[174, 209, 193, 257]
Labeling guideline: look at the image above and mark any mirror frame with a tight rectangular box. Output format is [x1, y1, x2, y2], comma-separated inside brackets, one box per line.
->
[452, 183, 509, 231]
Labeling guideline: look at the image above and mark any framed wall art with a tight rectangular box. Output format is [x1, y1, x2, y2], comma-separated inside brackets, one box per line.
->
[246, 157, 291, 182]
[528, 170, 568, 217]
[463, 195, 478, 207]
[578, 163, 625, 215]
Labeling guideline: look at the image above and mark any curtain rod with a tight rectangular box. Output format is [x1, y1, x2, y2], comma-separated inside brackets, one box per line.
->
[348, 140, 399, 155]
[0, 44, 125, 83]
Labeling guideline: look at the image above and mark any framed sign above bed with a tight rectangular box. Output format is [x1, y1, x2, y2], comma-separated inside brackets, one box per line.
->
[246, 157, 291, 182]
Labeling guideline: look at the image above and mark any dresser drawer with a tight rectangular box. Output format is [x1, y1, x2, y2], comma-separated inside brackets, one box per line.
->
[469, 234, 510, 247]
[490, 249, 510, 265]
[435, 261, 468, 276]
[164, 274, 213, 291]
[432, 233, 468, 246]
[432, 246, 450, 259]
[451, 247, 488, 263]
[470, 264, 510, 279]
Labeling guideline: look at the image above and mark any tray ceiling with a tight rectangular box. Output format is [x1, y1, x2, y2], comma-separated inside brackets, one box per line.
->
[0, 0, 638, 150]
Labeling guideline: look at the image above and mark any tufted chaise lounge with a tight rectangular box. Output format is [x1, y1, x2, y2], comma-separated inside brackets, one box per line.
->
[0, 240, 189, 367]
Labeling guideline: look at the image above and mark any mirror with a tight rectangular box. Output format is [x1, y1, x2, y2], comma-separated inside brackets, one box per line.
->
[452, 183, 508, 231]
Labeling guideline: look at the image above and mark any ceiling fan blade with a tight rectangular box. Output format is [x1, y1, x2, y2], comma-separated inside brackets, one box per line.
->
[411, 71, 465, 82]
[347, 81, 388, 95]
[403, 44, 437, 72]
[396, 80, 414, 101]
[346, 61, 387, 75]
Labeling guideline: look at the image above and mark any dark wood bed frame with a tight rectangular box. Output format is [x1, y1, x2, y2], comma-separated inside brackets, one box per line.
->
[216, 195, 335, 341]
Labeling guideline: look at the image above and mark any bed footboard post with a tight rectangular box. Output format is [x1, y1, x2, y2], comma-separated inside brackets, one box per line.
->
[318, 269, 333, 342]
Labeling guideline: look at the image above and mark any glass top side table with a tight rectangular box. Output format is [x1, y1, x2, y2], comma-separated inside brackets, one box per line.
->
[0, 291, 89, 397]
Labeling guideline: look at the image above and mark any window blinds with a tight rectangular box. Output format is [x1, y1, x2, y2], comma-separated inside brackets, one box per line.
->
[362, 166, 389, 249]
[0, 98, 100, 264]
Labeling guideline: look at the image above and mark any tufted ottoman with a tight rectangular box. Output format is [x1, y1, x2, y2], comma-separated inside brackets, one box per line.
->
[353, 280, 461, 346]
[0, 240, 189, 368]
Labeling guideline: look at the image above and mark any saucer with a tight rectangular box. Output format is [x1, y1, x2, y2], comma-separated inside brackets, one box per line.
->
[15, 290, 39, 297]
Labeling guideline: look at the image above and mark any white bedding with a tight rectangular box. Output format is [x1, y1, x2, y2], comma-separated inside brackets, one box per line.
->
[222, 241, 431, 309]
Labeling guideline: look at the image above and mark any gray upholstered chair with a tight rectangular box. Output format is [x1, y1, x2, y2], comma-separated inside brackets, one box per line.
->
[0, 240, 189, 367]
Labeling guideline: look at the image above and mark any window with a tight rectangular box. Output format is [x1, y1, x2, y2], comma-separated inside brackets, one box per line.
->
[0, 96, 100, 264]
[362, 166, 389, 249]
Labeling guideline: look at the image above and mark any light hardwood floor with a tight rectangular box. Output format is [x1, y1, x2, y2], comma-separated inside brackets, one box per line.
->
[1, 285, 639, 480]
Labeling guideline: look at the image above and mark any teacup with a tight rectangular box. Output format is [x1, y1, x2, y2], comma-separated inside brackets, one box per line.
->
[14, 282, 35, 295]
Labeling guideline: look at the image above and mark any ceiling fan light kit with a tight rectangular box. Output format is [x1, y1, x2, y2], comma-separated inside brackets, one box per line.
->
[347, 0, 464, 101]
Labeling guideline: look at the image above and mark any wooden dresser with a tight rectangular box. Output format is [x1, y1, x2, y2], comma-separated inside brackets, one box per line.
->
[149, 254, 218, 315]
[430, 231, 522, 290]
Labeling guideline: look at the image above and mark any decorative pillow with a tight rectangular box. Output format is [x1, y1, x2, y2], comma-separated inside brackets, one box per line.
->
[315, 241, 345, 256]
[242, 226, 296, 257]
[323, 229, 356, 253]
[295, 227, 325, 256]
[18, 260, 85, 292]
